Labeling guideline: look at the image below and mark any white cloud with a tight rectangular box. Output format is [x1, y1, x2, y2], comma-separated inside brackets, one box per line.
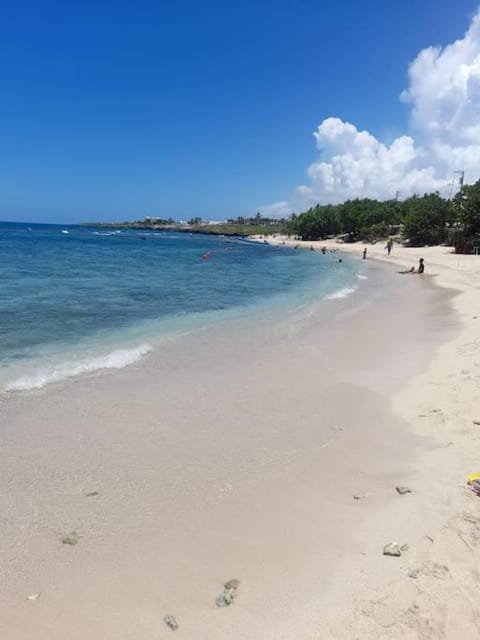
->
[257, 200, 291, 217]
[259, 9, 480, 214]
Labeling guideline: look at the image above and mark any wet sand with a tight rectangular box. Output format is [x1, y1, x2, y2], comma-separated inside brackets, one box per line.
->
[0, 259, 463, 639]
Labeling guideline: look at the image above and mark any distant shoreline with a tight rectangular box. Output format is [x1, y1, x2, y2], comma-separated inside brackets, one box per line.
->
[79, 221, 287, 238]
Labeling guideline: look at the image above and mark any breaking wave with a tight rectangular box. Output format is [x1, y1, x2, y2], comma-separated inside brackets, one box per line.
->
[5, 344, 152, 391]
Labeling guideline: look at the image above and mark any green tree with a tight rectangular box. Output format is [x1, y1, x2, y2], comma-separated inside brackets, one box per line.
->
[291, 204, 338, 240]
[454, 180, 480, 238]
[402, 193, 449, 246]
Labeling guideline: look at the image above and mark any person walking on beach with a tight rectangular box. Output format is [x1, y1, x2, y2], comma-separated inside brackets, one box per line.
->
[362, 248, 367, 260]
[385, 239, 393, 255]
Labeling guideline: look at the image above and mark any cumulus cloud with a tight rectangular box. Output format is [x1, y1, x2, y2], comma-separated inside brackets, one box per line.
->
[259, 9, 480, 214]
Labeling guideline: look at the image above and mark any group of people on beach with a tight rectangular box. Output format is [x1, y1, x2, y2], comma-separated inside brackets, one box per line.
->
[363, 239, 394, 261]
[361, 240, 425, 274]
[382, 238, 426, 274]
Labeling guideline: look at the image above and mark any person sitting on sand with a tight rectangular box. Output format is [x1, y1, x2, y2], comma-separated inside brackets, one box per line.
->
[398, 258, 425, 275]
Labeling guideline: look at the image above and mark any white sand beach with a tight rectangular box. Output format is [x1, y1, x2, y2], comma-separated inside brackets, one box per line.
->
[253, 237, 480, 637]
[1, 241, 480, 639]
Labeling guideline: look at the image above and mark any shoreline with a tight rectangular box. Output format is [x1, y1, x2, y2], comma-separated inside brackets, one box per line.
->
[1, 245, 479, 638]
[0, 231, 358, 395]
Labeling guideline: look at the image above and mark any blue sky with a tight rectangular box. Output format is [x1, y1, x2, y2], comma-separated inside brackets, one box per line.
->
[1, 0, 479, 223]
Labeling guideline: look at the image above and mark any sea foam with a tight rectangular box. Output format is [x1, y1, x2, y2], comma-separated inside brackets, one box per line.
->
[324, 286, 358, 301]
[5, 344, 152, 391]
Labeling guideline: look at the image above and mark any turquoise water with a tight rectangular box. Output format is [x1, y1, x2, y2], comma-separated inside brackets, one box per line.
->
[0, 222, 361, 390]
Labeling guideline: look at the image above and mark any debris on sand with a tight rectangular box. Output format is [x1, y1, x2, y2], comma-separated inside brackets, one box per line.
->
[163, 615, 178, 631]
[224, 578, 240, 590]
[27, 593, 40, 601]
[216, 588, 237, 607]
[396, 486, 412, 495]
[61, 531, 79, 546]
[216, 579, 240, 607]
[383, 542, 408, 557]
[85, 491, 99, 497]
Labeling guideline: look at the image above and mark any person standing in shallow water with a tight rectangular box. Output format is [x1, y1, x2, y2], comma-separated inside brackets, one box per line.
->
[362, 248, 367, 260]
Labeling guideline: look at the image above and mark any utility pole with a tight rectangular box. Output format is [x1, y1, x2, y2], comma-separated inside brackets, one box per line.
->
[450, 170, 465, 198]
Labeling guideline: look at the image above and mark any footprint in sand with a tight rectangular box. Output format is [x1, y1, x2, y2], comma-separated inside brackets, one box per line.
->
[408, 563, 450, 581]
[402, 604, 446, 639]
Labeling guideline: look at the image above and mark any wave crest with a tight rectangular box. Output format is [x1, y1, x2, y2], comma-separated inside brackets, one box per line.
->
[5, 344, 152, 392]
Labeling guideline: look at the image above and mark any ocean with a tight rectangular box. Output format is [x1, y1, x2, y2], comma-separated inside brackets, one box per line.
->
[0, 222, 363, 391]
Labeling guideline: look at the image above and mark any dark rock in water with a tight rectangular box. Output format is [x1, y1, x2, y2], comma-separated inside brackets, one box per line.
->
[224, 579, 240, 590]
[396, 486, 412, 495]
[383, 543, 402, 557]
[61, 531, 79, 546]
[163, 615, 178, 631]
[216, 587, 237, 608]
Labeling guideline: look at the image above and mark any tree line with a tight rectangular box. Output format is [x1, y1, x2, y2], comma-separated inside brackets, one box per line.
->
[286, 180, 480, 251]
